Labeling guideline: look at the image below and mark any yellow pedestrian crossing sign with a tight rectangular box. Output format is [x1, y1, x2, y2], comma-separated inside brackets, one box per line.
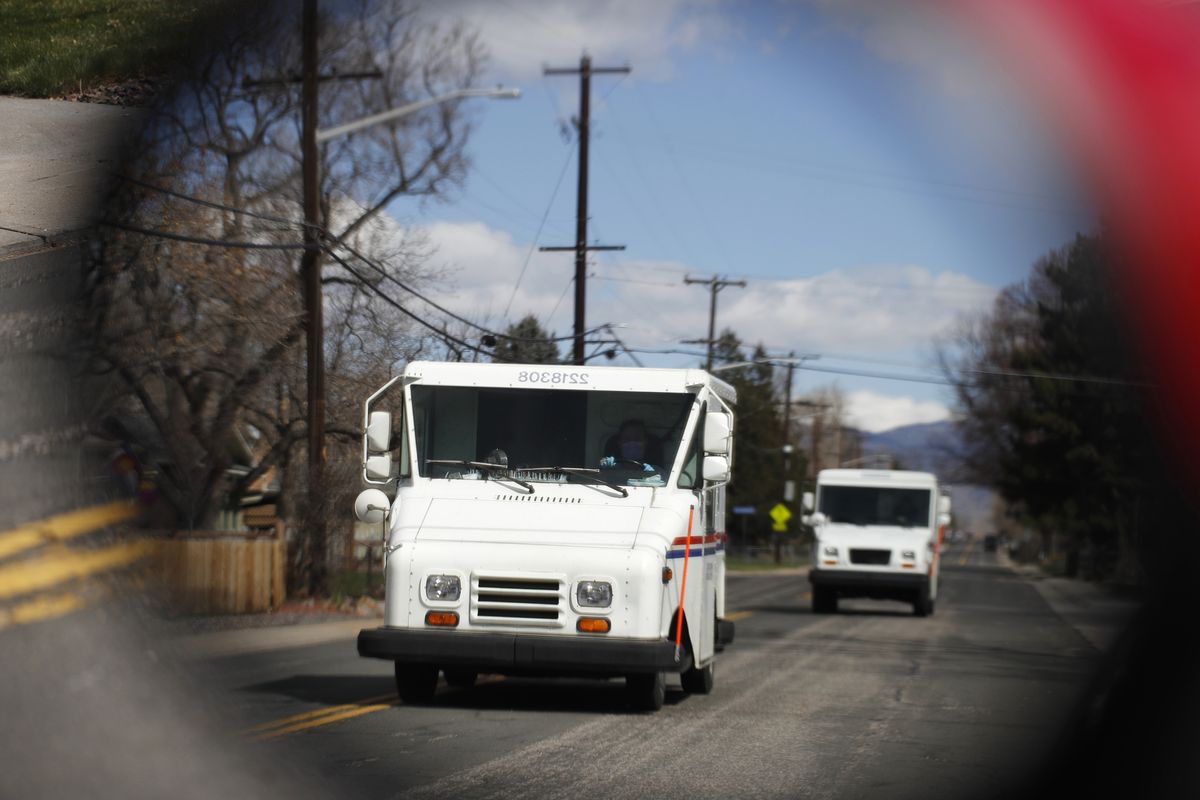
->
[769, 502, 792, 532]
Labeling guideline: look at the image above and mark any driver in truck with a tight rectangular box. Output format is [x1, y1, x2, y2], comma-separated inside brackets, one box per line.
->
[603, 418, 664, 468]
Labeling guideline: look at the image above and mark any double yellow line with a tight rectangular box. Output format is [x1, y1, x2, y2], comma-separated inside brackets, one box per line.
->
[0, 500, 142, 631]
[247, 694, 397, 740]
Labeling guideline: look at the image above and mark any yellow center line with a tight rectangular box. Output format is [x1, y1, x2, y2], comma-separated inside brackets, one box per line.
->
[246, 694, 397, 734]
[0, 540, 153, 601]
[253, 703, 394, 740]
[0, 501, 138, 562]
[958, 537, 976, 566]
[725, 610, 754, 621]
[0, 589, 89, 631]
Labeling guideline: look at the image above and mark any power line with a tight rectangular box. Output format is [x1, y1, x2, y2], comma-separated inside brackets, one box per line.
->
[503, 135, 577, 318]
[322, 248, 491, 358]
[101, 220, 309, 250]
[325, 238, 609, 345]
[116, 174, 306, 229]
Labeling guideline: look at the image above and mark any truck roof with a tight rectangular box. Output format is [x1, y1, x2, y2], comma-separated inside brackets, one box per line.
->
[402, 361, 737, 405]
[817, 468, 938, 488]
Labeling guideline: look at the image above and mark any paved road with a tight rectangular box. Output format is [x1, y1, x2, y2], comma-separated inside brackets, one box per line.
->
[187, 546, 1120, 799]
[0, 244, 115, 529]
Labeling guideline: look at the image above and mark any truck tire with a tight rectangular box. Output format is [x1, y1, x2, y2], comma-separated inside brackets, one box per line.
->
[395, 662, 439, 704]
[626, 671, 666, 711]
[443, 669, 478, 688]
[812, 586, 838, 614]
[680, 659, 714, 694]
[913, 583, 934, 617]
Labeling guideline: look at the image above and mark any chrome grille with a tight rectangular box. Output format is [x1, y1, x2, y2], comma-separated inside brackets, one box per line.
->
[471, 573, 566, 627]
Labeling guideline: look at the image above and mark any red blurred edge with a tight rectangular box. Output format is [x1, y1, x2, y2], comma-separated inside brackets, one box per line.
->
[945, 0, 1200, 489]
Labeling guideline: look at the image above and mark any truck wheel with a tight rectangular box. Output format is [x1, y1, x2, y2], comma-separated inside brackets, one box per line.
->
[626, 671, 666, 711]
[680, 659, 714, 694]
[443, 669, 478, 688]
[913, 583, 934, 617]
[812, 586, 838, 614]
[395, 662, 438, 704]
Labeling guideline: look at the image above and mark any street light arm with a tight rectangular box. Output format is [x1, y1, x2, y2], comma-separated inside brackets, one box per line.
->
[315, 87, 520, 143]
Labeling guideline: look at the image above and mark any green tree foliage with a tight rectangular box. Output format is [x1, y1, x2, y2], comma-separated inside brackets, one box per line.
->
[491, 314, 562, 365]
[943, 233, 1149, 580]
[710, 331, 807, 544]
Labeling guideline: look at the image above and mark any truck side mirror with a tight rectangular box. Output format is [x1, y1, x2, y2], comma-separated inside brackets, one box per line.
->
[938, 495, 952, 515]
[802, 491, 814, 513]
[702, 455, 730, 483]
[354, 488, 392, 523]
[703, 412, 732, 455]
[365, 454, 397, 482]
[366, 411, 392, 453]
[937, 513, 952, 527]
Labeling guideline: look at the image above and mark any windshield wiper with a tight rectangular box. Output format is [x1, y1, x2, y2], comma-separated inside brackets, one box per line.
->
[515, 466, 629, 498]
[425, 459, 534, 493]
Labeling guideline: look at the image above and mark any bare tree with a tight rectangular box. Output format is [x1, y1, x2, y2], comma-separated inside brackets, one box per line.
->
[87, 2, 487, 593]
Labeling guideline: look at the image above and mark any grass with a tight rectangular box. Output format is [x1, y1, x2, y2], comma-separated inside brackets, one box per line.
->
[0, 0, 209, 97]
[725, 554, 810, 573]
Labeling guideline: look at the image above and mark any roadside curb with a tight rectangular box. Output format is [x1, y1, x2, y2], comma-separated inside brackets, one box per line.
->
[178, 616, 380, 660]
[999, 548, 1140, 653]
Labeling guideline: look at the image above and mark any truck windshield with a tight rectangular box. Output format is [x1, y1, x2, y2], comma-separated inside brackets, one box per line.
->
[410, 386, 696, 487]
[818, 486, 932, 528]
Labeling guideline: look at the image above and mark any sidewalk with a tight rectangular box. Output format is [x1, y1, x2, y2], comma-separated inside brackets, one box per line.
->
[999, 549, 1141, 652]
[0, 97, 140, 254]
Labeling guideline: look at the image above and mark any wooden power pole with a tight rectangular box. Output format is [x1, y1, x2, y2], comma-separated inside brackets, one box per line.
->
[683, 275, 746, 371]
[541, 55, 629, 365]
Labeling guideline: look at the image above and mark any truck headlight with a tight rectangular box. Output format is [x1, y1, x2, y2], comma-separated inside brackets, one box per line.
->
[901, 550, 916, 560]
[425, 574, 461, 602]
[576, 580, 612, 608]
[823, 546, 838, 557]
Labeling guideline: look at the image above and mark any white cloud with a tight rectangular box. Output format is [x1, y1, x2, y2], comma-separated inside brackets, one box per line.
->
[844, 390, 950, 433]
[417, 219, 997, 357]
[422, 0, 739, 82]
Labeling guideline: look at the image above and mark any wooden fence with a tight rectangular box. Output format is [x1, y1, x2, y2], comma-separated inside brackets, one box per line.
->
[152, 526, 286, 614]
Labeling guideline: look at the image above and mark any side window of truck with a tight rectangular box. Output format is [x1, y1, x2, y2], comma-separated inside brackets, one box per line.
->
[676, 407, 704, 490]
[396, 403, 410, 478]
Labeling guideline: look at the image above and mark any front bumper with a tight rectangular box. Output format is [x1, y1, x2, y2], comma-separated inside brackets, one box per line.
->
[809, 568, 928, 594]
[358, 627, 687, 675]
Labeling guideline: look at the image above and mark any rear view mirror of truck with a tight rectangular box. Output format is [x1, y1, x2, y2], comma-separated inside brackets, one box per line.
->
[366, 411, 392, 453]
[703, 412, 732, 454]
[365, 454, 397, 482]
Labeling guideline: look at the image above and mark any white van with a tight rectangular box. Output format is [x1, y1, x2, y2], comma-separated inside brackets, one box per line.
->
[354, 361, 738, 711]
[803, 469, 950, 617]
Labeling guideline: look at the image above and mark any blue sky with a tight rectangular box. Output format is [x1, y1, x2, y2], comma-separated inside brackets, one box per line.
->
[384, 0, 1095, 432]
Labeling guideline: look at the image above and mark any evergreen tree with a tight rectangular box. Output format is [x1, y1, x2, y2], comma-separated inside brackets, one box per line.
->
[491, 315, 561, 365]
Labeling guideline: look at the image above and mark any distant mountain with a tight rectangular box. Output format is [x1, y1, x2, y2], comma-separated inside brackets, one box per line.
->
[859, 421, 995, 532]
[860, 420, 965, 476]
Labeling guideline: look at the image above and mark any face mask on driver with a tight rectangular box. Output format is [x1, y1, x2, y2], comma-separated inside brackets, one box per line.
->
[620, 440, 645, 460]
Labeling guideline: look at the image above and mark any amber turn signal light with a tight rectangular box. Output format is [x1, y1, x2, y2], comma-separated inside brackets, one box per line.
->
[425, 610, 459, 627]
[662, 566, 673, 583]
[577, 617, 611, 633]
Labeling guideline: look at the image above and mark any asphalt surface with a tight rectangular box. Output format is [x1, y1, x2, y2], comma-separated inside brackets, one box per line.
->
[177, 543, 1134, 800]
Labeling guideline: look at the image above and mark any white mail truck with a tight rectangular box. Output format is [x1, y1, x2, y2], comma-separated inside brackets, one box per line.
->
[354, 361, 738, 711]
[803, 469, 951, 617]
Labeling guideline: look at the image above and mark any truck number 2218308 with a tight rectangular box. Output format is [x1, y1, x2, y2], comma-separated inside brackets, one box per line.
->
[516, 370, 590, 385]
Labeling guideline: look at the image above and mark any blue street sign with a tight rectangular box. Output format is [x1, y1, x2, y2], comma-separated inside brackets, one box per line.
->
[732, 505, 756, 516]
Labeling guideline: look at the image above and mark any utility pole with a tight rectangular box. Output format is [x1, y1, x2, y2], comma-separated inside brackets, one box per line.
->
[300, 0, 327, 592]
[541, 55, 629, 366]
[683, 275, 746, 371]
